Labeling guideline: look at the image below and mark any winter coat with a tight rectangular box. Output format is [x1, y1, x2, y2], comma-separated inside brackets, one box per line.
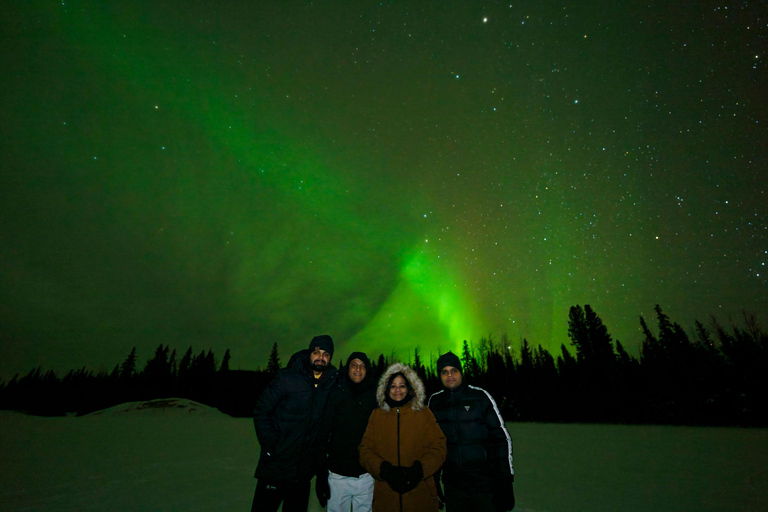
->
[427, 382, 514, 492]
[359, 364, 447, 512]
[253, 349, 338, 484]
[319, 365, 378, 477]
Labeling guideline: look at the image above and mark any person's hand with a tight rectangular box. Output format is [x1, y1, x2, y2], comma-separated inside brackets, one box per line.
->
[400, 460, 423, 493]
[492, 480, 515, 511]
[315, 471, 330, 508]
[380, 461, 409, 493]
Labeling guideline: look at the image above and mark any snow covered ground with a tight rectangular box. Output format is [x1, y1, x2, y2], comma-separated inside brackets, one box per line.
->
[1, 399, 766, 511]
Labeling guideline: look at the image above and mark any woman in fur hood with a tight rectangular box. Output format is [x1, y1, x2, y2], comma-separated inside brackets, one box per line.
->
[359, 363, 447, 511]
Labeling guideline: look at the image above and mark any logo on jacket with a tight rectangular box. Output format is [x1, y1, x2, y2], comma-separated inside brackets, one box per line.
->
[464, 406, 470, 411]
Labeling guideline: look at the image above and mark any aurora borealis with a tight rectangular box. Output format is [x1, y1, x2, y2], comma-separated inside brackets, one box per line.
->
[1, 1, 765, 378]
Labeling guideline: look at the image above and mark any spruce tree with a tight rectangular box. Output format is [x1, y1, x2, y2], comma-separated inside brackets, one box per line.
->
[461, 340, 477, 378]
[120, 347, 137, 380]
[220, 349, 231, 372]
[266, 343, 281, 374]
[376, 354, 386, 374]
[178, 347, 193, 380]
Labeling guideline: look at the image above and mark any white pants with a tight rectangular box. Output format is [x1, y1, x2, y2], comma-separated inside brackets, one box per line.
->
[328, 471, 374, 512]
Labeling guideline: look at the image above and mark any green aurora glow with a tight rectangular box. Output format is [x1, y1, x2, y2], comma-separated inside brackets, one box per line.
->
[1, 2, 765, 377]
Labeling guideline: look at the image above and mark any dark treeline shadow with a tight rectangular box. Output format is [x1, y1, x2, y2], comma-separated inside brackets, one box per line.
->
[1, 305, 766, 426]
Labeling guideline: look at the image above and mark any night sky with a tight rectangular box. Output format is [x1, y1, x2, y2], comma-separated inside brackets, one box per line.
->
[1, 1, 765, 379]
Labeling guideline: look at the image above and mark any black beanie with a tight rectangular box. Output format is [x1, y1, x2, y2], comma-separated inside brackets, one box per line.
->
[347, 351, 370, 369]
[437, 351, 462, 374]
[309, 335, 334, 357]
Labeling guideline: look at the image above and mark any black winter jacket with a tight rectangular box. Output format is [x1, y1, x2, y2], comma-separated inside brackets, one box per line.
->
[253, 349, 338, 484]
[318, 368, 378, 477]
[427, 383, 514, 491]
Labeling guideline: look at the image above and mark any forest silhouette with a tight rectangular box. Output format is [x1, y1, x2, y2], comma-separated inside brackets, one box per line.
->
[1, 305, 766, 426]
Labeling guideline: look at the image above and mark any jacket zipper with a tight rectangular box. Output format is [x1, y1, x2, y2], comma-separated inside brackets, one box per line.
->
[396, 407, 401, 465]
[451, 390, 462, 468]
[397, 407, 402, 511]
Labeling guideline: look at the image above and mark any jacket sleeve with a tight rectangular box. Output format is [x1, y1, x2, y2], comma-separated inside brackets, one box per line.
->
[253, 373, 284, 454]
[419, 407, 447, 479]
[480, 390, 514, 480]
[358, 409, 385, 479]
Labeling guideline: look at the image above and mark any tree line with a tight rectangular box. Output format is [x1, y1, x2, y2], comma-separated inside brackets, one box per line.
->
[0, 346, 271, 417]
[1, 304, 766, 426]
[445, 305, 768, 427]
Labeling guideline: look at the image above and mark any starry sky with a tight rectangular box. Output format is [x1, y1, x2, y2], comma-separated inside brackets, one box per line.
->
[1, 1, 765, 379]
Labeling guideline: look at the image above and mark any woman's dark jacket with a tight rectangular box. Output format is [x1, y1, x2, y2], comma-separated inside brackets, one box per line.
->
[253, 349, 338, 484]
[427, 383, 514, 492]
[318, 367, 378, 477]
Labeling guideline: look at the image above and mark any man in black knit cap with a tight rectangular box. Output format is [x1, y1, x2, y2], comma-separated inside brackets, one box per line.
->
[428, 351, 515, 511]
[316, 351, 378, 511]
[252, 335, 338, 512]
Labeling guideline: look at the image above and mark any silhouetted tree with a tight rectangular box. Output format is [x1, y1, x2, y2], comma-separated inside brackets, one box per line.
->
[143, 344, 173, 398]
[712, 313, 768, 425]
[376, 354, 387, 375]
[461, 340, 478, 379]
[266, 343, 281, 374]
[120, 347, 137, 380]
[531, 344, 558, 420]
[640, 305, 705, 423]
[568, 304, 616, 368]
[483, 334, 506, 404]
[555, 344, 579, 420]
[567, 304, 618, 421]
[220, 349, 231, 372]
[168, 349, 177, 377]
[413, 348, 427, 383]
[512, 339, 535, 419]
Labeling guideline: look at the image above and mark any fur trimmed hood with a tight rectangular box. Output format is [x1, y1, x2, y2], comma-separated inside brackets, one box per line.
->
[376, 363, 426, 411]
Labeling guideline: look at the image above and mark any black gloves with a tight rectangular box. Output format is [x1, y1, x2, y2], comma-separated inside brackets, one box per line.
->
[380, 461, 407, 493]
[492, 480, 515, 511]
[402, 460, 423, 493]
[380, 461, 424, 494]
[315, 471, 330, 508]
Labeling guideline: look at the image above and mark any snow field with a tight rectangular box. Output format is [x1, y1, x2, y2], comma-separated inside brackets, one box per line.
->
[1, 400, 766, 511]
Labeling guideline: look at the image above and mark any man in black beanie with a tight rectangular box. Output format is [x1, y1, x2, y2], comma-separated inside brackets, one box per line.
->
[428, 351, 515, 511]
[252, 335, 338, 512]
[316, 351, 378, 511]
[307, 335, 335, 378]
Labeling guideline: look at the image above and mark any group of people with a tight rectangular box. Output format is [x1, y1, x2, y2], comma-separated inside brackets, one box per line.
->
[252, 335, 515, 512]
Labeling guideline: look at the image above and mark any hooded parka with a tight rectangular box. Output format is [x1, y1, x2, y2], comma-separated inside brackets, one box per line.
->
[253, 349, 338, 484]
[359, 363, 446, 512]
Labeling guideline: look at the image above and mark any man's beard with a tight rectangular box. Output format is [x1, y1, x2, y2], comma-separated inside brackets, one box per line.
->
[311, 362, 328, 373]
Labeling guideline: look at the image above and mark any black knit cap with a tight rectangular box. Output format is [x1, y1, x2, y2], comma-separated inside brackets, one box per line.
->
[436, 351, 462, 374]
[309, 334, 334, 357]
[347, 351, 370, 369]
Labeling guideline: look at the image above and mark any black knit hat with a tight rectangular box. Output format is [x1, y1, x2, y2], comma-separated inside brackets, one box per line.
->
[309, 335, 334, 357]
[437, 351, 462, 374]
[347, 351, 370, 369]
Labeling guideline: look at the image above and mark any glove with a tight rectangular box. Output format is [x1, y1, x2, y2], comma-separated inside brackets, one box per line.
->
[315, 471, 330, 508]
[380, 461, 409, 494]
[492, 480, 515, 511]
[400, 460, 423, 493]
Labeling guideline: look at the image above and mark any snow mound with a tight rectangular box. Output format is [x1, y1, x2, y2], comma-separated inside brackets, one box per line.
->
[87, 397, 222, 417]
